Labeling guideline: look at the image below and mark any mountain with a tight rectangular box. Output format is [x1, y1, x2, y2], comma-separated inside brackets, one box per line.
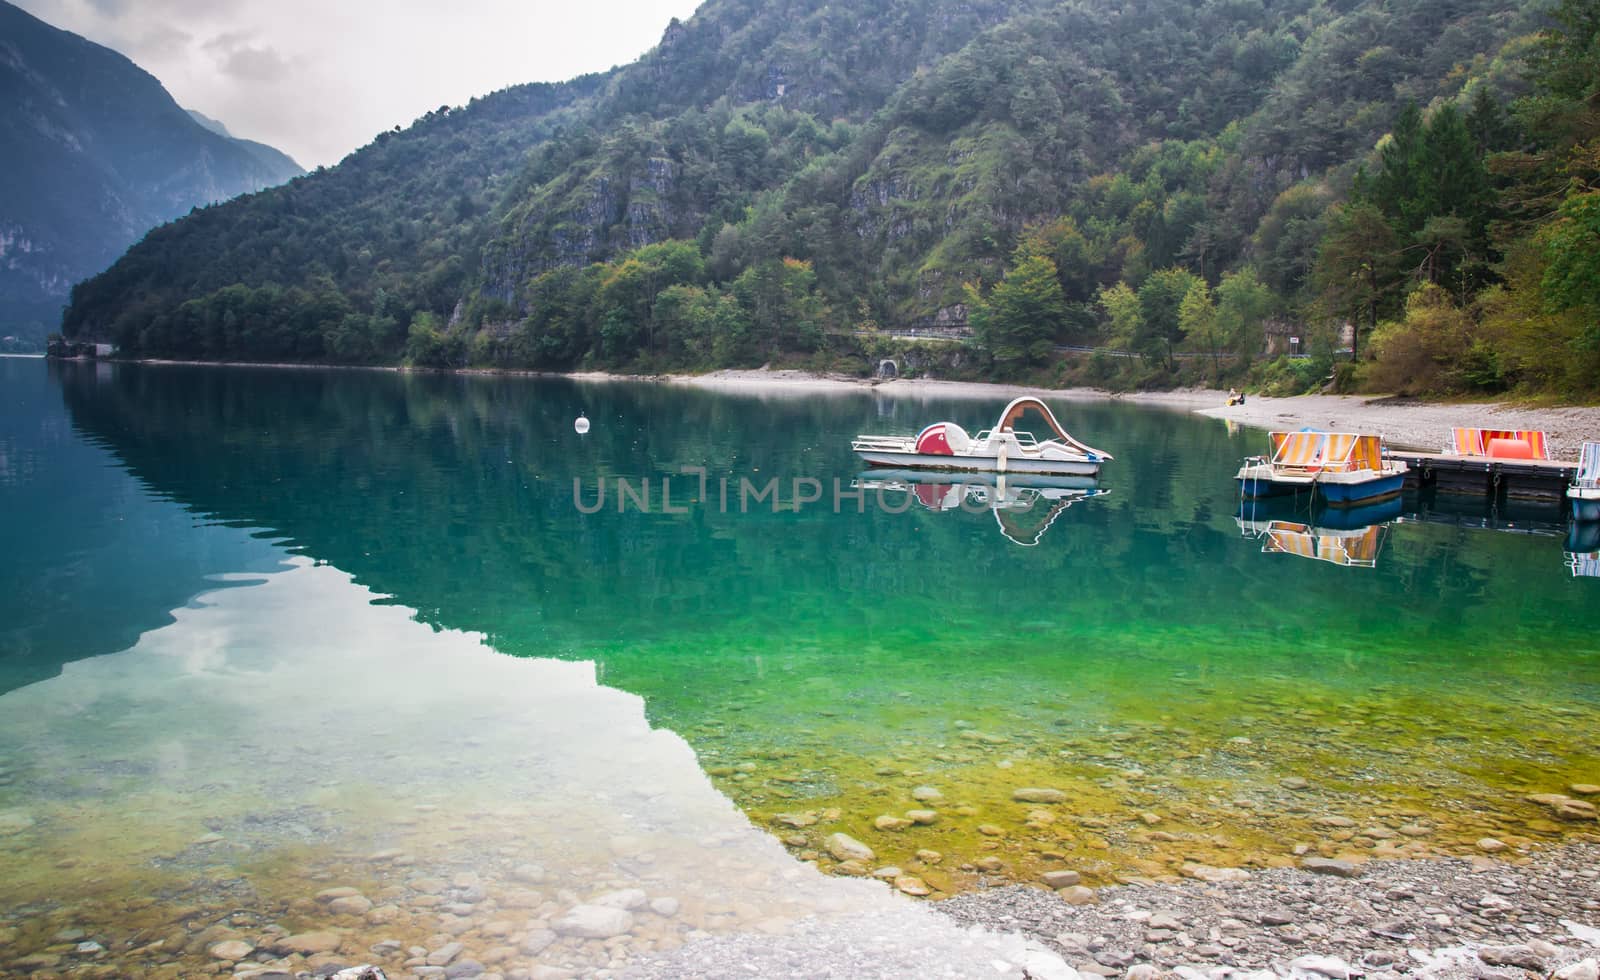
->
[0, 0, 303, 350]
[185, 107, 302, 176]
[62, 0, 1584, 392]
[185, 108, 232, 138]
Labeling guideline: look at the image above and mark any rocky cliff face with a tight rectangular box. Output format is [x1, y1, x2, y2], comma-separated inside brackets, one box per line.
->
[0, 0, 303, 347]
[477, 0, 1043, 314]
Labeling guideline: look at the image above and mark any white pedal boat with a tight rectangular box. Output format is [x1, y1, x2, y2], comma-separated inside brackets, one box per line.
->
[852, 397, 1112, 477]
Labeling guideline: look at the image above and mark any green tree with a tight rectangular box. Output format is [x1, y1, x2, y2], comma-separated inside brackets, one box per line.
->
[731, 258, 824, 354]
[1366, 283, 1476, 395]
[1364, 103, 1493, 287]
[405, 312, 463, 368]
[1527, 0, 1600, 113]
[1214, 266, 1275, 362]
[1135, 268, 1201, 369]
[1313, 202, 1403, 356]
[967, 252, 1069, 367]
[1097, 281, 1142, 349]
[1177, 279, 1222, 379]
[1539, 190, 1600, 320]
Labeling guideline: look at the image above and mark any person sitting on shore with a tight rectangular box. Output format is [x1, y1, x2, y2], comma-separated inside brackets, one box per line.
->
[1227, 388, 1241, 406]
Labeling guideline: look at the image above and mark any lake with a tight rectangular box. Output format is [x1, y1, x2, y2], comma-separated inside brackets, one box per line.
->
[1, 357, 1596, 974]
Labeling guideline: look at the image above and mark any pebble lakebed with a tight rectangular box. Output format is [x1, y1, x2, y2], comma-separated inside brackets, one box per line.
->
[697, 693, 1600, 901]
[1, 781, 1597, 978]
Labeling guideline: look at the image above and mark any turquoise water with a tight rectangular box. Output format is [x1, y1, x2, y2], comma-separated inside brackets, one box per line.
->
[4, 358, 1599, 920]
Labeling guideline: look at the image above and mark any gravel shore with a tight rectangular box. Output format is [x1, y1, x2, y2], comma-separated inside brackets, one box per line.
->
[672, 370, 1600, 458]
[611, 841, 1600, 980]
[932, 841, 1600, 980]
[1192, 394, 1600, 459]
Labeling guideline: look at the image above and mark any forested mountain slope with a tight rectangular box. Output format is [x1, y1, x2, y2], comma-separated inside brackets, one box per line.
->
[63, 0, 1598, 397]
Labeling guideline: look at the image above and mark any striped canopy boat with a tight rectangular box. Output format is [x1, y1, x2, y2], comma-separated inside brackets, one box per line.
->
[1235, 428, 1407, 505]
[1571, 440, 1600, 522]
[1448, 427, 1549, 460]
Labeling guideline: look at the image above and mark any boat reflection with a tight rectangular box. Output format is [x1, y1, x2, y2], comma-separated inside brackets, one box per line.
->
[1235, 495, 1400, 568]
[854, 470, 1109, 546]
[1566, 520, 1600, 577]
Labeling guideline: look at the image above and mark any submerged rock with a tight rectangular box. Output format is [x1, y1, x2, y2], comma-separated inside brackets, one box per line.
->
[593, 888, 647, 910]
[274, 932, 342, 955]
[329, 895, 373, 916]
[825, 832, 875, 862]
[1013, 788, 1068, 804]
[426, 941, 464, 965]
[553, 904, 634, 939]
[208, 939, 254, 960]
[894, 876, 931, 896]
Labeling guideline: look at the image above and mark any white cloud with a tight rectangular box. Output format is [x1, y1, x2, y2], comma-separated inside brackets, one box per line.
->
[14, 0, 704, 167]
[202, 30, 296, 83]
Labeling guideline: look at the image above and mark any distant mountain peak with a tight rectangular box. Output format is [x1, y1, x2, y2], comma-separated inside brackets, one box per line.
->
[185, 108, 233, 139]
[0, 0, 304, 349]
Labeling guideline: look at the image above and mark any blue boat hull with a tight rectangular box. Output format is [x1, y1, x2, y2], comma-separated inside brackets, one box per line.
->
[1238, 472, 1404, 505]
[1573, 497, 1600, 523]
[1236, 476, 1302, 499]
[1317, 472, 1406, 506]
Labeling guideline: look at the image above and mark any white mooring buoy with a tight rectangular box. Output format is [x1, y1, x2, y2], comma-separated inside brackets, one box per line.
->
[574, 414, 591, 435]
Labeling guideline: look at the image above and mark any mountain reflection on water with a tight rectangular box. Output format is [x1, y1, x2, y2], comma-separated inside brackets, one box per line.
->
[0, 357, 1062, 978]
[19, 359, 1600, 899]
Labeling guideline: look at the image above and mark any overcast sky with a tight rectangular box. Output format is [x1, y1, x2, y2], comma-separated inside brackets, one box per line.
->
[17, 0, 705, 168]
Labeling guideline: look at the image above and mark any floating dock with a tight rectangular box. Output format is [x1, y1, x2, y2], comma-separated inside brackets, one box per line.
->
[1388, 450, 1576, 501]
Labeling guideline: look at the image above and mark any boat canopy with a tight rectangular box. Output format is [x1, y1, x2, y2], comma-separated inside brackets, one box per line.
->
[1575, 441, 1600, 489]
[1266, 430, 1385, 473]
[993, 397, 1112, 459]
[1448, 427, 1549, 459]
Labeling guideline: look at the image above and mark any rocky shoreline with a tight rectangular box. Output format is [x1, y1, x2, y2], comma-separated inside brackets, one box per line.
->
[933, 839, 1600, 980]
[621, 842, 1600, 979]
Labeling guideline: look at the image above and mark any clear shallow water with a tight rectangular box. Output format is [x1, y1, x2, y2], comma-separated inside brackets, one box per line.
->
[0, 359, 1597, 970]
[0, 359, 1057, 978]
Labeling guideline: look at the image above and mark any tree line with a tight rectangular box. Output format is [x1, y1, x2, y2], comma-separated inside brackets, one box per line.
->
[57, 0, 1599, 399]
